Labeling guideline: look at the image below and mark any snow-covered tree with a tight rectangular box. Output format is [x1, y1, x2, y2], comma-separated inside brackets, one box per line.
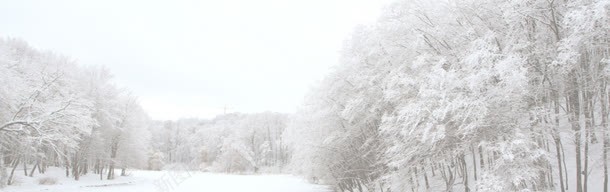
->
[0, 38, 152, 185]
[285, 0, 609, 191]
[148, 112, 290, 173]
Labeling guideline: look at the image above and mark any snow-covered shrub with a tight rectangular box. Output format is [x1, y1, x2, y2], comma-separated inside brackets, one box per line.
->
[212, 146, 252, 173]
[38, 177, 57, 185]
[476, 174, 505, 192]
[148, 151, 164, 171]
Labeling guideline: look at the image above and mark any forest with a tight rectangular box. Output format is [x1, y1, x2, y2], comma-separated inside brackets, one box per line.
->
[1, 0, 609, 191]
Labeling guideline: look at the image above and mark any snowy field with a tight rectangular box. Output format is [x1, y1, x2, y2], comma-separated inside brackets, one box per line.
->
[3, 167, 330, 192]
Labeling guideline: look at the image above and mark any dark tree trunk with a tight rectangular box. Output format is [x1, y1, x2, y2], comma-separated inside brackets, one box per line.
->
[99, 163, 104, 180]
[554, 99, 566, 192]
[561, 138, 569, 191]
[38, 161, 45, 174]
[0, 153, 6, 188]
[583, 89, 592, 192]
[81, 161, 88, 175]
[479, 146, 485, 171]
[108, 137, 119, 180]
[7, 158, 19, 185]
[73, 153, 80, 181]
[601, 82, 609, 192]
[471, 146, 477, 181]
[567, 83, 583, 192]
[28, 162, 38, 177]
[423, 166, 430, 189]
[22, 159, 27, 176]
[461, 154, 469, 192]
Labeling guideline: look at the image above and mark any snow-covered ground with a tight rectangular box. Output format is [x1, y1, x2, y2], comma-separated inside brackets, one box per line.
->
[2, 167, 330, 192]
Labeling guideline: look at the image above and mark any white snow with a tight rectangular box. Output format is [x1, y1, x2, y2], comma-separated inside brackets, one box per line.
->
[2, 167, 330, 192]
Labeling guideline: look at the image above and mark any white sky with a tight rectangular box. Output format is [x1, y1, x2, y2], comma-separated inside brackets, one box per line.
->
[0, 0, 389, 120]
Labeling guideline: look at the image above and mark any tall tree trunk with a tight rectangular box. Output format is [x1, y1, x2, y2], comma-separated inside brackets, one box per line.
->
[28, 161, 38, 177]
[94, 159, 99, 174]
[22, 157, 27, 176]
[39, 160, 45, 174]
[0, 152, 6, 188]
[548, 163, 555, 189]
[440, 162, 454, 191]
[64, 149, 70, 178]
[266, 124, 273, 166]
[601, 81, 609, 192]
[99, 163, 104, 180]
[409, 175, 415, 192]
[279, 138, 284, 169]
[554, 99, 566, 192]
[479, 145, 485, 171]
[583, 88, 592, 192]
[72, 153, 80, 181]
[107, 163, 114, 180]
[471, 146, 477, 181]
[423, 166, 430, 190]
[7, 158, 19, 185]
[107, 137, 119, 180]
[81, 161, 88, 175]
[413, 167, 420, 190]
[561, 138, 570, 191]
[568, 80, 583, 192]
[461, 154, 469, 192]
[431, 161, 436, 177]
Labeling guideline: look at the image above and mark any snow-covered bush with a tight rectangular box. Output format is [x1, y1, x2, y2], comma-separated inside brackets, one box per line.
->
[148, 151, 164, 171]
[212, 139, 253, 173]
[38, 177, 58, 185]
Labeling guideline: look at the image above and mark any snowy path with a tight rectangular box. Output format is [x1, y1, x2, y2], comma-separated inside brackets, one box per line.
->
[3, 169, 330, 192]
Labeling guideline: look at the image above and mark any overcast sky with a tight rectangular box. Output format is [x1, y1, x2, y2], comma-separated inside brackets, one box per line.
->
[0, 0, 389, 120]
